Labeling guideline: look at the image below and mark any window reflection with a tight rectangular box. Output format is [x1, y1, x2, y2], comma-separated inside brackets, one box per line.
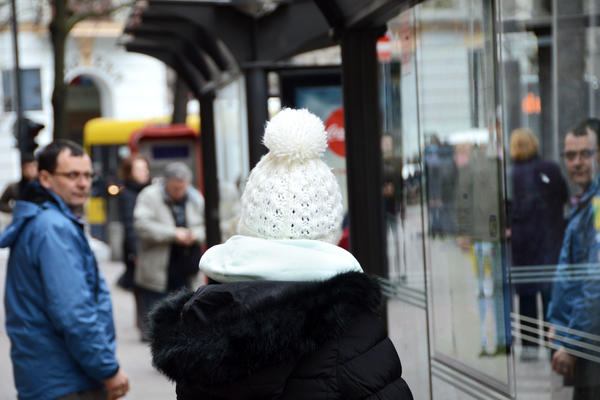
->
[545, 119, 600, 396]
[380, 0, 600, 397]
[501, 1, 600, 397]
[380, 0, 511, 391]
[416, 0, 510, 388]
[507, 128, 568, 364]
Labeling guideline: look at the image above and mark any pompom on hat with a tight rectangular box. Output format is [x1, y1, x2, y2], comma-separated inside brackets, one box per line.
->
[238, 108, 343, 244]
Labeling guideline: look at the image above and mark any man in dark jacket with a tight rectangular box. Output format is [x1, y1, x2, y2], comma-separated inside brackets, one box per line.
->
[0, 140, 129, 400]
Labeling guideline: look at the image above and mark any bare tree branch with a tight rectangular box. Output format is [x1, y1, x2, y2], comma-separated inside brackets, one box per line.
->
[0, 1, 11, 31]
[66, 0, 135, 32]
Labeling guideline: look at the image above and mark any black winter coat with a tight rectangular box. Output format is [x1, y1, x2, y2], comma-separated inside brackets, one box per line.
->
[118, 181, 146, 262]
[509, 158, 568, 294]
[150, 272, 413, 400]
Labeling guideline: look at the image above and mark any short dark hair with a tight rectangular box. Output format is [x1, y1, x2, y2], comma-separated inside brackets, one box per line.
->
[37, 140, 85, 173]
[571, 118, 600, 138]
[20, 152, 36, 165]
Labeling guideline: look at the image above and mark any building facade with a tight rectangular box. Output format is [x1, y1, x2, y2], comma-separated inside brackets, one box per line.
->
[0, 0, 169, 190]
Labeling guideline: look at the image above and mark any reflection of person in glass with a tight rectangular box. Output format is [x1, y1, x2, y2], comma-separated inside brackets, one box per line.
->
[382, 134, 404, 281]
[547, 118, 600, 399]
[454, 141, 506, 357]
[473, 240, 505, 357]
[424, 135, 456, 235]
[508, 128, 568, 361]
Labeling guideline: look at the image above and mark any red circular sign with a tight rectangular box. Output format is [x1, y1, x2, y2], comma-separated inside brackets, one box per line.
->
[325, 107, 345, 157]
[377, 34, 392, 63]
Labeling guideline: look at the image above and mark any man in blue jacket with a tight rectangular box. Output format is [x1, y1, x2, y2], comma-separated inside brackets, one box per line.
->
[547, 119, 600, 400]
[0, 140, 129, 400]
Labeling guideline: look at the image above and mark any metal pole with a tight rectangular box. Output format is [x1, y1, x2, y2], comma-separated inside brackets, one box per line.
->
[200, 93, 222, 249]
[10, 0, 23, 156]
[551, 0, 559, 160]
[341, 27, 386, 277]
[244, 67, 268, 168]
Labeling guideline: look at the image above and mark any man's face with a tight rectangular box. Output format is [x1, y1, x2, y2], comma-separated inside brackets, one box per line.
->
[165, 178, 188, 202]
[564, 130, 599, 190]
[39, 149, 92, 210]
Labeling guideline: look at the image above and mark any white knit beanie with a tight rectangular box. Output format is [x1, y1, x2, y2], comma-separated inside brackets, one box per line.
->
[237, 108, 343, 244]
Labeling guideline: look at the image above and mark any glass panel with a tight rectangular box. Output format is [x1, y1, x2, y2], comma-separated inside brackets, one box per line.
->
[500, 0, 600, 397]
[380, 10, 426, 294]
[380, 8, 431, 398]
[213, 77, 248, 242]
[417, 0, 510, 391]
[500, 0, 551, 20]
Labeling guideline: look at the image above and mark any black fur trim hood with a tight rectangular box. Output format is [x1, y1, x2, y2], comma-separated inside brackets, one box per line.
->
[150, 272, 382, 387]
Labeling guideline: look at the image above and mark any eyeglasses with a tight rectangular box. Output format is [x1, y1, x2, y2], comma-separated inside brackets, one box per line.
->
[562, 149, 596, 161]
[53, 171, 96, 181]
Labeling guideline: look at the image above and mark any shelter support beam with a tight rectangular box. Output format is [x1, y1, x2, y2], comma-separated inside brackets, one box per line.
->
[341, 28, 387, 278]
[200, 93, 222, 248]
[245, 67, 269, 168]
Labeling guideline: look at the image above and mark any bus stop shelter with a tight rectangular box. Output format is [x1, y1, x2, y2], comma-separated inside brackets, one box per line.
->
[122, 0, 411, 278]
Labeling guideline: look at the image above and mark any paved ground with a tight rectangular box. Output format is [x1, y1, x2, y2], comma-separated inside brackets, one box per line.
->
[0, 250, 175, 400]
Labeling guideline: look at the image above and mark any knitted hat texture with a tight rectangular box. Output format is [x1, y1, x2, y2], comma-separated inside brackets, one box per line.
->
[237, 108, 343, 243]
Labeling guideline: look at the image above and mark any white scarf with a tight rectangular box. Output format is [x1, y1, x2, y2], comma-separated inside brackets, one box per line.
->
[199, 235, 362, 282]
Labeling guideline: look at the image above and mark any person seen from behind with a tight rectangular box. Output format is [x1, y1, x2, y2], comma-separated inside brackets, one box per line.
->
[508, 128, 568, 361]
[0, 153, 38, 213]
[117, 154, 151, 290]
[0, 140, 129, 400]
[149, 108, 413, 399]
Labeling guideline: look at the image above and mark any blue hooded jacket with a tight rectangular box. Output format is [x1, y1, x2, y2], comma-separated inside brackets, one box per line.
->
[547, 174, 600, 355]
[1, 184, 119, 400]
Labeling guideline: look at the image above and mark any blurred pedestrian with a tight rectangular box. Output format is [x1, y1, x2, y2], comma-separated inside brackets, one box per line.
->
[0, 153, 38, 213]
[382, 134, 405, 281]
[454, 141, 507, 357]
[0, 140, 129, 400]
[149, 108, 413, 400]
[508, 128, 568, 360]
[117, 154, 150, 290]
[134, 161, 205, 341]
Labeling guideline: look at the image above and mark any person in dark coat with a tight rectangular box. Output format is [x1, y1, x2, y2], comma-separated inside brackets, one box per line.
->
[508, 128, 568, 360]
[149, 108, 413, 400]
[0, 153, 38, 213]
[116, 154, 150, 290]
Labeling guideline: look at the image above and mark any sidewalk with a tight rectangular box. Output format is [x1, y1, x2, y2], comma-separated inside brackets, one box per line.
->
[0, 251, 175, 399]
